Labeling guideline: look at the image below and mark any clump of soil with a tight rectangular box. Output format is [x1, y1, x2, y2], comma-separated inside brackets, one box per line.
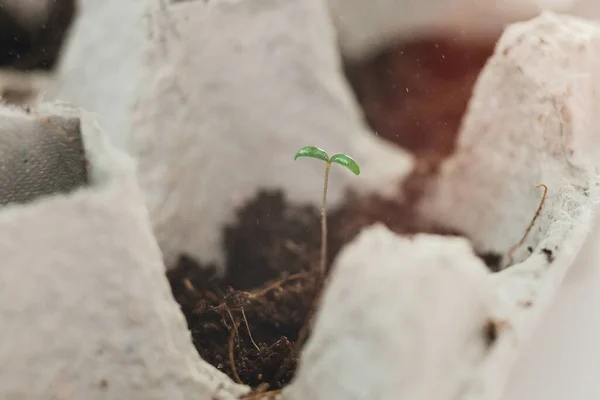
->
[168, 189, 501, 394]
[168, 192, 326, 391]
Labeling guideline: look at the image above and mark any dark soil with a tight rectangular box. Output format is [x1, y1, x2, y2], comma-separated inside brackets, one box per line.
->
[167, 189, 501, 394]
[168, 192, 325, 392]
[167, 38, 500, 396]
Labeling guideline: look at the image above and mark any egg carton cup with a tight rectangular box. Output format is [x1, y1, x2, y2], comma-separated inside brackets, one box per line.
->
[289, 12, 600, 400]
[48, 1, 600, 398]
[0, 102, 246, 399]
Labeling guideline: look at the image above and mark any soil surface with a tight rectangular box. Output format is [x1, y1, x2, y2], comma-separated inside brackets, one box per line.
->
[168, 191, 325, 392]
[167, 38, 500, 396]
[168, 189, 501, 394]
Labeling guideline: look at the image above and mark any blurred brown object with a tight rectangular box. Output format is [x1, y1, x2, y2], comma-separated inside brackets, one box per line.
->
[345, 38, 495, 161]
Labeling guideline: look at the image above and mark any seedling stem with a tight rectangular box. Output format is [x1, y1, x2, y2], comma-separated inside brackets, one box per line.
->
[294, 146, 360, 276]
[320, 162, 331, 276]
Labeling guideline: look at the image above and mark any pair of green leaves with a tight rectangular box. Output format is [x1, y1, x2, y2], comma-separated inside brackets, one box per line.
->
[294, 146, 360, 175]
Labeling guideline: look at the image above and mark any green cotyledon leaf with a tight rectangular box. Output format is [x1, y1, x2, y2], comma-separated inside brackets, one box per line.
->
[294, 146, 330, 163]
[329, 153, 360, 175]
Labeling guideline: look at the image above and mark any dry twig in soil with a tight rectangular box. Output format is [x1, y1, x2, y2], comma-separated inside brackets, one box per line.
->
[508, 183, 548, 265]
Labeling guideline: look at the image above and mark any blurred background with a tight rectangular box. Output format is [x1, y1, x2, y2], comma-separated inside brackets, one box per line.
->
[1, 0, 598, 160]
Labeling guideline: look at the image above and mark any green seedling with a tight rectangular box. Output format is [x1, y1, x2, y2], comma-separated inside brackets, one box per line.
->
[294, 146, 360, 276]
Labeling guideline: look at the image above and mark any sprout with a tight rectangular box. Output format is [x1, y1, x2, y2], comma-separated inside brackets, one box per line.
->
[294, 146, 360, 276]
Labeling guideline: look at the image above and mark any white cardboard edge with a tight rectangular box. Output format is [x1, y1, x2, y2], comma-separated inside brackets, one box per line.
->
[284, 183, 597, 400]
[475, 177, 599, 400]
[0, 102, 248, 399]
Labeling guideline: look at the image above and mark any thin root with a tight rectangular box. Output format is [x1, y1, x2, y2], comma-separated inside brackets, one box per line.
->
[225, 306, 243, 384]
[241, 307, 261, 352]
[225, 306, 240, 339]
[247, 272, 312, 300]
[507, 184, 548, 265]
[228, 325, 243, 385]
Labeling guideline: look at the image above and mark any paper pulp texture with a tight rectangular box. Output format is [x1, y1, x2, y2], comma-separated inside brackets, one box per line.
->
[51, 0, 148, 150]
[420, 12, 600, 400]
[0, 102, 246, 399]
[501, 215, 600, 399]
[287, 226, 502, 400]
[288, 12, 600, 400]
